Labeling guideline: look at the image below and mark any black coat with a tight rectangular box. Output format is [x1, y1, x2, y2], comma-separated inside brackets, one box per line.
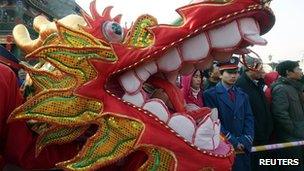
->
[271, 77, 304, 142]
[236, 73, 273, 145]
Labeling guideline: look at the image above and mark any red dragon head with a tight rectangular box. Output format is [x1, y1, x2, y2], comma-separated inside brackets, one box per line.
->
[10, 0, 274, 170]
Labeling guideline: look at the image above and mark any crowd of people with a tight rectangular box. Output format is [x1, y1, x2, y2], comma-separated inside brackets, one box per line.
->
[179, 56, 304, 171]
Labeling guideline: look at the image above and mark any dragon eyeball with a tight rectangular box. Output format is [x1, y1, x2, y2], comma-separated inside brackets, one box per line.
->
[102, 21, 124, 43]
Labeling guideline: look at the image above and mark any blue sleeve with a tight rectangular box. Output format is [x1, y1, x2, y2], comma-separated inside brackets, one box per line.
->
[238, 94, 254, 152]
[203, 90, 240, 148]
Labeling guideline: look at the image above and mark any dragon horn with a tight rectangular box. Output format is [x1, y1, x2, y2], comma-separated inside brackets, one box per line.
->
[13, 15, 55, 54]
[89, 0, 101, 19]
[13, 24, 43, 54]
[33, 15, 51, 32]
[13, 14, 86, 54]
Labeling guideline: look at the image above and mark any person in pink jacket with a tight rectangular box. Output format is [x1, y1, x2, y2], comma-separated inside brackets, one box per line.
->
[181, 69, 204, 110]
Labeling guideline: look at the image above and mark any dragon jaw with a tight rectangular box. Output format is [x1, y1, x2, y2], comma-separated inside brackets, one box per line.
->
[92, 0, 274, 154]
[99, 16, 268, 159]
[9, 0, 275, 170]
[73, 0, 275, 169]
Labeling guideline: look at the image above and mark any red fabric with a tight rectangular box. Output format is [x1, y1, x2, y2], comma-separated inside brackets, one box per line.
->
[0, 155, 4, 169]
[264, 71, 279, 86]
[0, 64, 23, 169]
[149, 76, 186, 113]
[186, 107, 211, 122]
[219, 64, 238, 71]
[228, 89, 236, 102]
[264, 71, 279, 103]
[75, 60, 235, 170]
[0, 0, 277, 169]
[111, 0, 275, 74]
[181, 73, 204, 108]
[0, 64, 79, 170]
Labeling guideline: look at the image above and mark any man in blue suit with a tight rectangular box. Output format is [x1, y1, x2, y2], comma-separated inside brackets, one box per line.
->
[204, 57, 254, 171]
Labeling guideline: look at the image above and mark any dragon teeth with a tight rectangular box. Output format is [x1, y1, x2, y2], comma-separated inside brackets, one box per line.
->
[117, 17, 268, 151]
[119, 70, 141, 94]
[157, 48, 182, 72]
[168, 114, 196, 142]
[194, 115, 221, 150]
[209, 20, 242, 49]
[143, 99, 170, 122]
[135, 65, 151, 82]
[244, 34, 267, 45]
[135, 61, 158, 82]
[180, 33, 210, 62]
[122, 91, 145, 107]
[238, 17, 267, 46]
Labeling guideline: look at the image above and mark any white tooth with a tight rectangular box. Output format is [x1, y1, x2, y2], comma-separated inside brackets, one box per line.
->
[168, 114, 196, 142]
[238, 18, 267, 45]
[143, 99, 170, 122]
[194, 114, 220, 150]
[122, 91, 145, 107]
[180, 33, 210, 62]
[135, 65, 150, 82]
[119, 70, 141, 94]
[195, 56, 213, 70]
[158, 48, 182, 72]
[238, 18, 259, 35]
[144, 61, 158, 75]
[209, 21, 241, 49]
[211, 51, 233, 62]
[179, 63, 195, 75]
[244, 34, 267, 45]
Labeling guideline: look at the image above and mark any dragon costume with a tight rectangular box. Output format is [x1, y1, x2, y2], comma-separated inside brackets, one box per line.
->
[4, 0, 275, 170]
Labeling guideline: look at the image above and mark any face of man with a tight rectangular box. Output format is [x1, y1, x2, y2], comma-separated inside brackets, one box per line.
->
[287, 66, 303, 80]
[210, 66, 220, 80]
[248, 63, 265, 80]
[220, 69, 239, 86]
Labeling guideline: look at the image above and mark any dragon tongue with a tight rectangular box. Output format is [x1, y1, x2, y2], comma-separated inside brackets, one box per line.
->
[148, 75, 186, 113]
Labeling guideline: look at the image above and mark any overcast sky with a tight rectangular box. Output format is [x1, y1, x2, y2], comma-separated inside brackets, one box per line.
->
[76, 0, 304, 62]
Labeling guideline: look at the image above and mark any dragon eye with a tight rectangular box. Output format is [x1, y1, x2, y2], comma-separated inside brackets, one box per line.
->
[102, 21, 124, 43]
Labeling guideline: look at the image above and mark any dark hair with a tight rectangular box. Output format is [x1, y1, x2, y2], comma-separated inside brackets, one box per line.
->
[203, 69, 210, 78]
[276, 60, 299, 77]
[203, 63, 218, 78]
[193, 69, 204, 78]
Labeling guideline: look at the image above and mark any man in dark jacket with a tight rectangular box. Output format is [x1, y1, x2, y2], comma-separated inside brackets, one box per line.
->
[204, 57, 254, 171]
[204, 62, 220, 90]
[272, 60, 304, 171]
[236, 56, 273, 171]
